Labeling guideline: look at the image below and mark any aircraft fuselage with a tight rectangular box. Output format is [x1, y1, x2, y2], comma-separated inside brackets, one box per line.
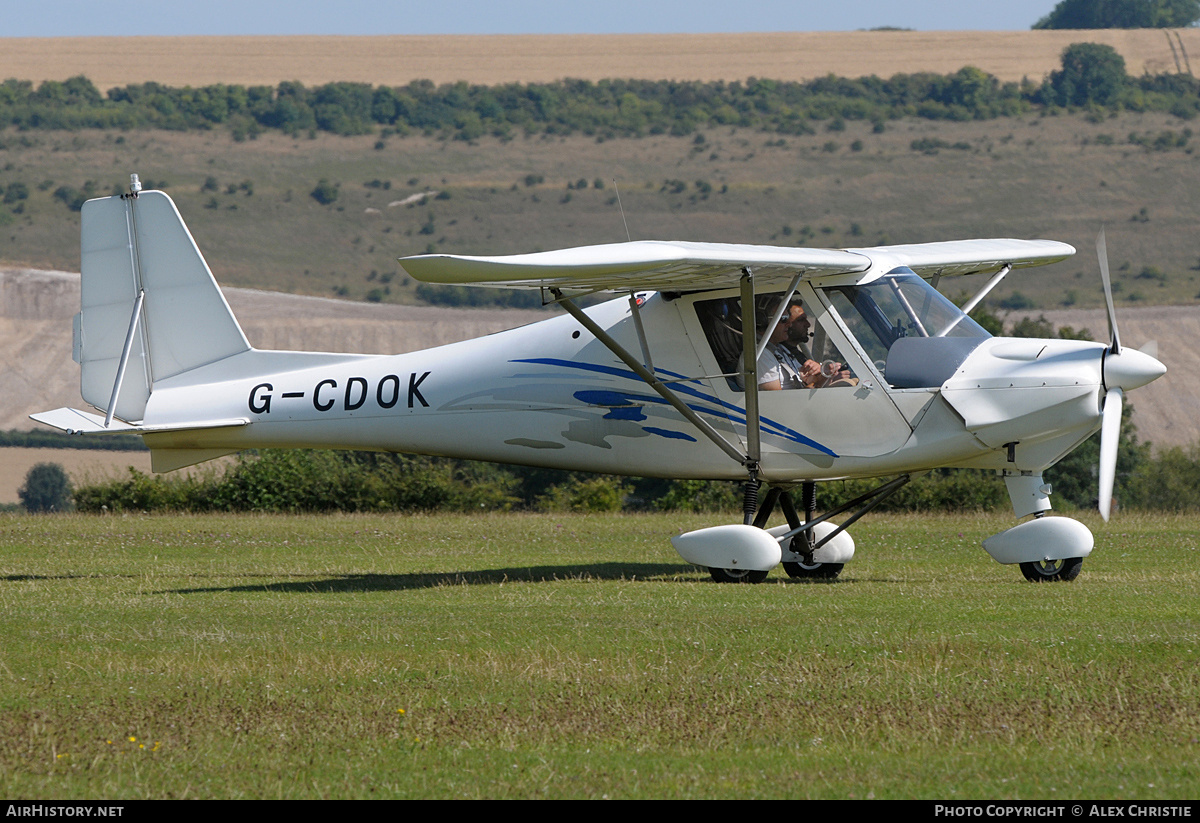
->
[139, 288, 1137, 486]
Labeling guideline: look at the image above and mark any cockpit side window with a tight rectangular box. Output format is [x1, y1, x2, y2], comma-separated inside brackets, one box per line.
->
[694, 292, 858, 392]
[693, 296, 745, 389]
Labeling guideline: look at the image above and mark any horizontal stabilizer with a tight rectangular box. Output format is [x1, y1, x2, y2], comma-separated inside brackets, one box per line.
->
[31, 407, 248, 436]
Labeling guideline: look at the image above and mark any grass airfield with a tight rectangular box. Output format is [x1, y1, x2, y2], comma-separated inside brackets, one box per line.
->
[0, 510, 1196, 799]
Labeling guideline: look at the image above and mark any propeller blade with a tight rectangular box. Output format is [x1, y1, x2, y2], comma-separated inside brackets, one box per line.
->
[1097, 229, 1121, 355]
[1140, 339, 1159, 360]
[1098, 387, 1124, 522]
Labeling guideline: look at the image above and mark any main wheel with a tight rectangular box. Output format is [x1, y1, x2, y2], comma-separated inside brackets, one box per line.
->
[708, 567, 769, 584]
[782, 560, 844, 580]
[1019, 556, 1083, 582]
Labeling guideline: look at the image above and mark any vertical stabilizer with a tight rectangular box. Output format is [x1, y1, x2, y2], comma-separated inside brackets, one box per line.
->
[78, 189, 251, 423]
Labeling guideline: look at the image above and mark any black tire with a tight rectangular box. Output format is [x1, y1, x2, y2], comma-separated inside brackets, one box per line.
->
[782, 561, 844, 580]
[708, 567, 769, 584]
[1019, 556, 1083, 582]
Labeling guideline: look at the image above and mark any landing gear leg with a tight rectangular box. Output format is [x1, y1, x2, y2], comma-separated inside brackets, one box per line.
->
[781, 482, 843, 580]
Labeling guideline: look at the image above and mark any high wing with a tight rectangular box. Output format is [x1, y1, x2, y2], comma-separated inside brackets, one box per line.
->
[399, 240, 871, 291]
[844, 238, 1076, 279]
[399, 238, 1075, 291]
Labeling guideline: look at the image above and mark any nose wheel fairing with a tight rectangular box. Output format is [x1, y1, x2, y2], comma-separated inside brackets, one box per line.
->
[982, 516, 1094, 566]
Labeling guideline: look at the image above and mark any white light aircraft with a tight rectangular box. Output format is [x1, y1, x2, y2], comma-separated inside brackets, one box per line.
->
[33, 175, 1166, 583]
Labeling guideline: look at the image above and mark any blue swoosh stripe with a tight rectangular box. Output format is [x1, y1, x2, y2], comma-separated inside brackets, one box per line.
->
[512, 357, 837, 457]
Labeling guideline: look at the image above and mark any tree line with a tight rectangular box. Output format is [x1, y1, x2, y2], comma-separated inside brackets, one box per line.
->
[1, 44, 1198, 141]
[0, 427, 146, 451]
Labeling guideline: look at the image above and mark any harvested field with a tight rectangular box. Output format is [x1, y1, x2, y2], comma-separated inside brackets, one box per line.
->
[1039, 305, 1199, 449]
[1, 30, 1199, 90]
[0, 447, 150, 504]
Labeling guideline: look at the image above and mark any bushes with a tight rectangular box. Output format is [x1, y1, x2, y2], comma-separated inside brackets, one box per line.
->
[413, 283, 543, 308]
[1124, 442, 1200, 511]
[74, 450, 518, 514]
[820, 470, 1007, 513]
[654, 479, 741, 512]
[309, 179, 339, 205]
[52, 181, 98, 211]
[536, 476, 629, 512]
[0, 428, 146, 450]
[66, 438, 1200, 516]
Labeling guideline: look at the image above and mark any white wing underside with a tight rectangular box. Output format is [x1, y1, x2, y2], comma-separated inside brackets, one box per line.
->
[399, 238, 1075, 292]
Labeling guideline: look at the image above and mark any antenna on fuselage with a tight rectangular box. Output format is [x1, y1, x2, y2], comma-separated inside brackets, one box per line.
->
[612, 178, 631, 242]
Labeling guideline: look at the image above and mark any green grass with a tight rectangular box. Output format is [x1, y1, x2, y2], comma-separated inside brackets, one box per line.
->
[3, 113, 1200, 309]
[0, 510, 1197, 798]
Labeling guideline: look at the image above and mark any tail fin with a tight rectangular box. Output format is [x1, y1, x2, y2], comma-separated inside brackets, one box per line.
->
[77, 187, 250, 423]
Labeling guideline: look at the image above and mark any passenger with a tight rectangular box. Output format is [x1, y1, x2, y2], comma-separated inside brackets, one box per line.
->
[749, 298, 807, 391]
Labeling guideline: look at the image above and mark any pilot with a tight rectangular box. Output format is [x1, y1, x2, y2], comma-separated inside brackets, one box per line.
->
[744, 297, 855, 391]
[783, 301, 855, 388]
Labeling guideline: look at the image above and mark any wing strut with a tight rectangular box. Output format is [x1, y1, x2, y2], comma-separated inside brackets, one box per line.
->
[551, 271, 783, 524]
[936, 263, 1012, 338]
[550, 288, 750, 468]
[627, 292, 653, 371]
[738, 267, 762, 468]
[958, 263, 1012, 316]
[738, 267, 766, 524]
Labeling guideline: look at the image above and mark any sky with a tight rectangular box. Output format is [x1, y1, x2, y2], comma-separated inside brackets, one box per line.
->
[10, 1, 1059, 36]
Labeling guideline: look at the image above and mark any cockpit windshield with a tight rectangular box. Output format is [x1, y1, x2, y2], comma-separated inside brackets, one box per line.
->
[823, 269, 989, 361]
[822, 268, 990, 389]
